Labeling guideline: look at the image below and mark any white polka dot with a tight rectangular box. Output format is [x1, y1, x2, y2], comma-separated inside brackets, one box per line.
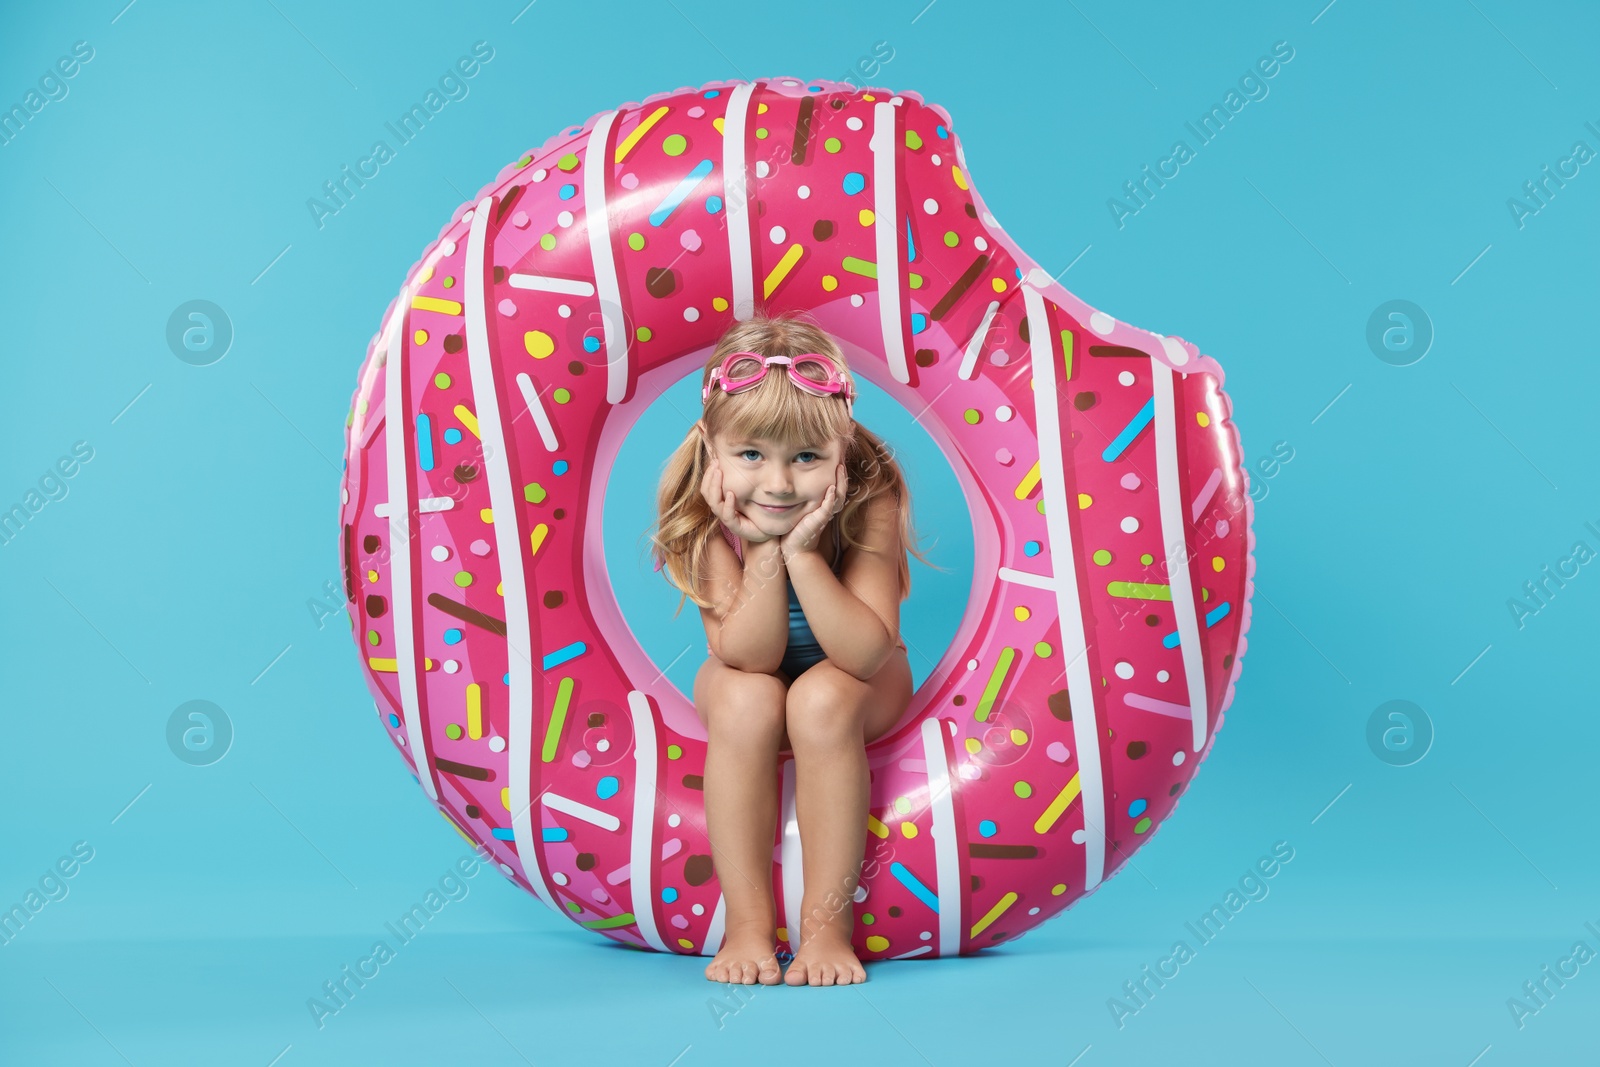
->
[797, 185, 810, 199]
[846, 116, 863, 131]
[397, 734, 405, 746]
[443, 660, 460, 674]
[1159, 334, 1190, 366]
[1089, 311, 1116, 335]
[931, 153, 941, 165]
[890, 96, 903, 105]
[1028, 907, 1040, 915]
[692, 903, 704, 915]
[558, 304, 571, 318]
[755, 160, 770, 178]
[1156, 669, 1170, 683]
[1071, 829, 1087, 844]
[1025, 267, 1051, 288]
[990, 349, 1010, 366]
[967, 659, 979, 671]
[1118, 370, 1135, 386]
[770, 226, 786, 244]
[596, 738, 610, 752]
[553, 871, 568, 886]
[996, 406, 1013, 422]
[850, 293, 864, 307]
[684, 306, 700, 322]
[440, 239, 456, 255]
[342, 487, 348, 504]
[668, 812, 681, 827]
[499, 862, 515, 875]
[981, 210, 997, 226]
[923, 198, 939, 214]
[1121, 516, 1140, 533]
[1114, 661, 1134, 680]
[1172, 750, 1187, 766]
[556, 210, 573, 227]
[920, 930, 932, 941]
[431, 545, 451, 561]
[489, 735, 507, 752]
[531, 168, 547, 181]
[974, 236, 988, 251]
[1216, 519, 1230, 537]
[461, 208, 474, 222]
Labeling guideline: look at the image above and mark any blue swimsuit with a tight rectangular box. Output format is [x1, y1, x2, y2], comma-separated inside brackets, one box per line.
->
[716, 521, 843, 679]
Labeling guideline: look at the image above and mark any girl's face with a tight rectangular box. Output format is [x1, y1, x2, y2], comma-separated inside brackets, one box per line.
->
[703, 424, 842, 532]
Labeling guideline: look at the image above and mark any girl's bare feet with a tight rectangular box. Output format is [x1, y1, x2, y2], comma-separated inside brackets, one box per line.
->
[783, 927, 867, 986]
[705, 921, 782, 985]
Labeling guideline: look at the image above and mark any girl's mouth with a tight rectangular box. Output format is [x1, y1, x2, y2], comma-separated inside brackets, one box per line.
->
[758, 502, 798, 513]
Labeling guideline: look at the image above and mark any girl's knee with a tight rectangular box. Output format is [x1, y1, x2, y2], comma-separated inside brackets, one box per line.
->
[702, 665, 787, 746]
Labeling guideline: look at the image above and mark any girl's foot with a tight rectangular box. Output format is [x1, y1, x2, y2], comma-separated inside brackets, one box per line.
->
[783, 928, 867, 986]
[705, 922, 782, 985]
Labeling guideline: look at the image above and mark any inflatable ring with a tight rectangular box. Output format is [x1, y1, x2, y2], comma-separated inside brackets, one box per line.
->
[338, 76, 1255, 959]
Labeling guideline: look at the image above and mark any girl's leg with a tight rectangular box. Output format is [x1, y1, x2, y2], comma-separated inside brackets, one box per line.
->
[782, 648, 914, 986]
[693, 656, 790, 984]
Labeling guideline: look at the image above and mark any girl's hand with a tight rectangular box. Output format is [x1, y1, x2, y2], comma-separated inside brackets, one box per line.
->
[780, 462, 848, 566]
[700, 460, 772, 544]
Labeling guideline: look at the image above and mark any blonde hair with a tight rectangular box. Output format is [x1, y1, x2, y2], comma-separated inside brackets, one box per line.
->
[645, 308, 937, 616]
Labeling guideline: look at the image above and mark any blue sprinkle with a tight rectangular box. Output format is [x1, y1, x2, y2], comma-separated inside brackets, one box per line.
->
[596, 775, 619, 800]
[936, 124, 948, 139]
[542, 640, 587, 670]
[1014, 267, 1023, 279]
[841, 171, 865, 195]
[503, 672, 510, 685]
[705, 89, 721, 98]
[1205, 602, 1231, 627]
[1023, 541, 1041, 557]
[979, 819, 997, 838]
[559, 183, 576, 200]
[388, 713, 400, 728]
[705, 195, 723, 214]
[552, 459, 569, 475]
[911, 312, 927, 334]
[906, 215, 916, 262]
[1102, 397, 1155, 462]
[808, 85, 822, 92]
[443, 427, 462, 445]
[542, 827, 569, 842]
[1161, 630, 1180, 649]
[416, 413, 435, 471]
[661, 887, 679, 903]
[889, 861, 940, 914]
[492, 827, 516, 840]
[583, 336, 600, 353]
[443, 628, 463, 646]
[1128, 799, 1147, 818]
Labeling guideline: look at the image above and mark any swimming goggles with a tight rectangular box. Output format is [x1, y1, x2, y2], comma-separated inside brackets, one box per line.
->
[701, 351, 856, 417]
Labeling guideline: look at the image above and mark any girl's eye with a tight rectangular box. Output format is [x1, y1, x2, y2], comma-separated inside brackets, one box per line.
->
[796, 451, 818, 463]
[739, 449, 761, 462]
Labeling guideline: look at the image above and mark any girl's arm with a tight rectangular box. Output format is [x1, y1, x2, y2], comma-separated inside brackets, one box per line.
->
[787, 494, 903, 682]
[703, 537, 792, 674]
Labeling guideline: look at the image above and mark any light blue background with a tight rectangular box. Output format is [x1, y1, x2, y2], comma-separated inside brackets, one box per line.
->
[3, 0, 1597, 1063]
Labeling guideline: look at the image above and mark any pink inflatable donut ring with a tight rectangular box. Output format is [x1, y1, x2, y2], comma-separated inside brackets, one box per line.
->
[338, 76, 1257, 959]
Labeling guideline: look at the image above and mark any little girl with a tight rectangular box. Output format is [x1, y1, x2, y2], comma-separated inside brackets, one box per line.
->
[650, 309, 931, 987]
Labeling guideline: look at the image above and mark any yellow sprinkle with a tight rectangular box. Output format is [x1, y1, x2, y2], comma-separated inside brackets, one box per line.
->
[866, 813, 889, 839]
[466, 683, 483, 739]
[411, 295, 463, 316]
[369, 657, 397, 672]
[1013, 606, 1030, 622]
[1078, 493, 1092, 509]
[497, 581, 503, 596]
[1014, 460, 1041, 500]
[712, 116, 725, 135]
[951, 165, 968, 191]
[453, 404, 480, 438]
[900, 822, 918, 839]
[991, 277, 1007, 292]
[821, 274, 838, 291]
[413, 329, 428, 345]
[1010, 728, 1028, 745]
[858, 208, 875, 226]
[712, 296, 729, 312]
[1196, 412, 1211, 427]
[865, 935, 889, 953]
[530, 522, 549, 557]
[1034, 773, 1082, 834]
[418, 265, 434, 284]
[480, 508, 493, 523]
[863, 93, 876, 101]
[615, 105, 670, 163]
[367, 569, 379, 583]
[964, 736, 982, 755]
[970, 891, 1017, 938]
[757, 102, 768, 114]
[1212, 556, 1225, 572]
[762, 243, 804, 299]
[524, 330, 554, 359]
[501, 787, 511, 811]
